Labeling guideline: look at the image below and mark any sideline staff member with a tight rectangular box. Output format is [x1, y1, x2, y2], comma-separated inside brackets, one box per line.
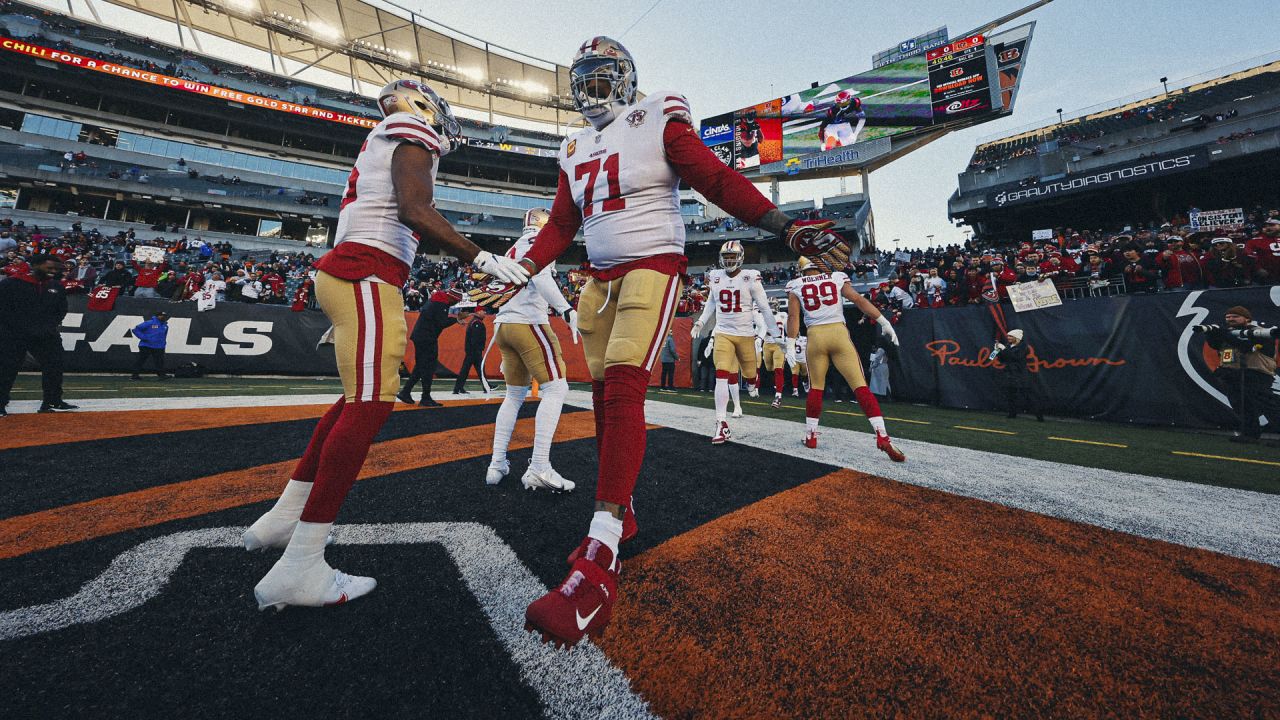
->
[0, 254, 78, 415]
[1198, 305, 1280, 443]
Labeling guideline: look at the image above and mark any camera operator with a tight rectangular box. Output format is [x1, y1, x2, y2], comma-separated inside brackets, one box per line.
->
[1195, 305, 1280, 443]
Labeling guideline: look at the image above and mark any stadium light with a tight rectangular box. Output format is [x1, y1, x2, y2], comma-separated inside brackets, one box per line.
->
[459, 67, 485, 82]
[1160, 76, 1169, 95]
[308, 20, 344, 43]
[1056, 108, 1063, 124]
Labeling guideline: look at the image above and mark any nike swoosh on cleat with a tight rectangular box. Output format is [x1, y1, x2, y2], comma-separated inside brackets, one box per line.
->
[575, 604, 601, 630]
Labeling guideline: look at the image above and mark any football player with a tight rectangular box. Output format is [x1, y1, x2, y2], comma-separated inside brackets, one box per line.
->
[792, 333, 809, 396]
[486, 207, 579, 492]
[762, 298, 789, 408]
[469, 36, 853, 648]
[786, 256, 904, 459]
[691, 241, 781, 443]
[817, 91, 866, 150]
[243, 79, 530, 610]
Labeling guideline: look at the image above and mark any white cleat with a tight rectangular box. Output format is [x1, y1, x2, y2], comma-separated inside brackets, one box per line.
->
[485, 460, 510, 486]
[242, 517, 334, 551]
[711, 420, 731, 445]
[731, 407, 743, 418]
[748, 385, 759, 398]
[255, 565, 377, 611]
[521, 466, 575, 492]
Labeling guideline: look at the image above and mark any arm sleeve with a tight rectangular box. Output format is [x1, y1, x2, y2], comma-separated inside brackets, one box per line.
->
[524, 170, 582, 270]
[663, 122, 776, 225]
[747, 279, 778, 341]
[752, 309, 768, 340]
[531, 268, 571, 314]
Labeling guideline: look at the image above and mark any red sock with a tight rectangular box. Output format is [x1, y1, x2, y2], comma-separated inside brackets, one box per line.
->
[806, 388, 823, 420]
[596, 365, 649, 507]
[715, 370, 732, 381]
[299, 400, 393, 523]
[774, 368, 784, 393]
[854, 386, 882, 420]
[291, 396, 346, 484]
[592, 379, 606, 460]
[729, 373, 739, 384]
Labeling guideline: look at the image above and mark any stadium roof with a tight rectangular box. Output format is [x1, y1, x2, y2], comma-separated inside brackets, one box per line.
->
[94, 0, 576, 125]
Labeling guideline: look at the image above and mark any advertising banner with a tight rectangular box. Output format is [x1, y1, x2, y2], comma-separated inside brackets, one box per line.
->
[0, 36, 378, 129]
[699, 112, 736, 168]
[734, 99, 783, 171]
[988, 149, 1211, 209]
[873, 26, 949, 69]
[886, 287, 1280, 428]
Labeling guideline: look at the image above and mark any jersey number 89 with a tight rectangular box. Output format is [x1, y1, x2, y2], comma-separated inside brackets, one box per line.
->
[799, 281, 839, 311]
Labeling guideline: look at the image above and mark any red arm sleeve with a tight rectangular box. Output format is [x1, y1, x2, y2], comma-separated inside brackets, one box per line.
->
[524, 169, 583, 270]
[663, 121, 776, 225]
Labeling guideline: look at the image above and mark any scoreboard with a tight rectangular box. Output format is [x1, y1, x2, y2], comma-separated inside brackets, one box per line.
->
[926, 33, 997, 120]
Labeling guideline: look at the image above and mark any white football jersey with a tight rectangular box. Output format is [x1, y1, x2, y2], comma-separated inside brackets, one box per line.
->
[558, 91, 692, 269]
[796, 335, 808, 364]
[334, 112, 446, 268]
[767, 310, 787, 345]
[706, 268, 766, 336]
[497, 230, 571, 325]
[786, 272, 850, 328]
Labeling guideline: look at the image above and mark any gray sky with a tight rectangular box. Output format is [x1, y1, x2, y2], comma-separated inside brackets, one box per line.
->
[409, 0, 1280, 248]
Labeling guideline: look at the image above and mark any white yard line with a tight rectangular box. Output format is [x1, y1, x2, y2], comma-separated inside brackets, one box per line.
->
[569, 390, 1280, 568]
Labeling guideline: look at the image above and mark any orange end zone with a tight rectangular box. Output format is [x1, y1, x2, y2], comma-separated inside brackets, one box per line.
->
[602, 469, 1280, 718]
[0, 398, 500, 451]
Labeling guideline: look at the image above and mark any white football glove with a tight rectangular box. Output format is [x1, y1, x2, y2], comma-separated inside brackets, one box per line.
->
[785, 338, 798, 370]
[473, 250, 530, 286]
[754, 337, 763, 356]
[563, 308, 579, 345]
[704, 338, 714, 358]
[691, 320, 704, 339]
[875, 315, 899, 347]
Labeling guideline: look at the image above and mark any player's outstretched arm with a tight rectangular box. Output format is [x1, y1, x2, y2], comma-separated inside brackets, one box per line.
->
[662, 122, 850, 269]
[391, 144, 527, 285]
[842, 283, 898, 346]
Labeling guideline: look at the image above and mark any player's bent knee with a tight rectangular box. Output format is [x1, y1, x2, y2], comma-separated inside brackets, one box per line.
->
[541, 378, 568, 399]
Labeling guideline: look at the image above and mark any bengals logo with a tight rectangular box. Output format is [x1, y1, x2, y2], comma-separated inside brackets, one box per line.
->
[999, 48, 1021, 63]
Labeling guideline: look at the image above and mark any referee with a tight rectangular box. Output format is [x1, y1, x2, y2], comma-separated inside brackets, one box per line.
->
[0, 254, 78, 416]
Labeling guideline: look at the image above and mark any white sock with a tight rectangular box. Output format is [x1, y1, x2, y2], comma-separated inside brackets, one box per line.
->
[268, 479, 312, 521]
[491, 384, 529, 466]
[868, 416, 886, 436]
[806, 417, 819, 431]
[588, 511, 624, 557]
[729, 381, 741, 410]
[281, 520, 333, 562]
[530, 379, 566, 472]
[714, 377, 729, 422]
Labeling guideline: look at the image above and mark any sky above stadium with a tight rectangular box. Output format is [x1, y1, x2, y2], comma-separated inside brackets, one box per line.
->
[412, 0, 1280, 249]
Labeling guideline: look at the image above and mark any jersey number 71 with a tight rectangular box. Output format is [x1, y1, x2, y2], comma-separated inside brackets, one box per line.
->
[575, 153, 626, 218]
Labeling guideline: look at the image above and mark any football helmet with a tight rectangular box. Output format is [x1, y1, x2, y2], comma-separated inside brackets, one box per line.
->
[570, 36, 638, 130]
[719, 240, 744, 272]
[377, 79, 463, 155]
[523, 207, 551, 233]
[835, 90, 861, 111]
[797, 255, 815, 272]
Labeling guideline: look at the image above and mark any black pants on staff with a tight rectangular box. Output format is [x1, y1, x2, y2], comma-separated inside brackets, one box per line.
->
[401, 335, 439, 398]
[132, 347, 167, 378]
[660, 362, 675, 390]
[453, 352, 483, 393]
[1219, 369, 1280, 438]
[0, 334, 64, 408]
[1003, 380, 1044, 421]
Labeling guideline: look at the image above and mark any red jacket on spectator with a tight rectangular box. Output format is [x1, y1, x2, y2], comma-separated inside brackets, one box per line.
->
[133, 264, 161, 288]
[1155, 248, 1204, 289]
[1244, 233, 1280, 279]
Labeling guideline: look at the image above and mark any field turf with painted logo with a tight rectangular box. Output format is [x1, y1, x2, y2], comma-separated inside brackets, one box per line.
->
[1, 375, 1277, 718]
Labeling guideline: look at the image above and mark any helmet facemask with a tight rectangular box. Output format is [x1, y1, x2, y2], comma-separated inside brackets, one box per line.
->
[570, 39, 637, 130]
[719, 241, 744, 273]
[378, 80, 464, 156]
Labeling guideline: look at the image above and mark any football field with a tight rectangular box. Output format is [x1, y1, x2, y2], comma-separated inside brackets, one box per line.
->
[2, 374, 1278, 718]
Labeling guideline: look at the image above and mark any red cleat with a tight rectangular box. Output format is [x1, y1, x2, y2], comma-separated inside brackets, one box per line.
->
[527, 538, 619, 649]
[568, 498, 636, 564]
[711, 421, 731, 445]
[876, 433, 906, 462]
[803, 430, 819, 448]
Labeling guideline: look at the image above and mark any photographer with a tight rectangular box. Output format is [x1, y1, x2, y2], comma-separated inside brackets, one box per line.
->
[1196, 306, 1280, 443]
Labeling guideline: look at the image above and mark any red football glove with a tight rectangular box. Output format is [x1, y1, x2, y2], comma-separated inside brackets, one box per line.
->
[467, 273, 522, 309]
[783, 219, 851, 273]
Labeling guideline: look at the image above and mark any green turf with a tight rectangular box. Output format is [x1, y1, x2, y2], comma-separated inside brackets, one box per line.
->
[650, 389, 1280, 495]
[14, 374, 1280, 494]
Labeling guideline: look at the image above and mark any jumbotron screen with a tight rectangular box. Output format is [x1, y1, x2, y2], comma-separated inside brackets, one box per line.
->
[702, 24, 1036, 176]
